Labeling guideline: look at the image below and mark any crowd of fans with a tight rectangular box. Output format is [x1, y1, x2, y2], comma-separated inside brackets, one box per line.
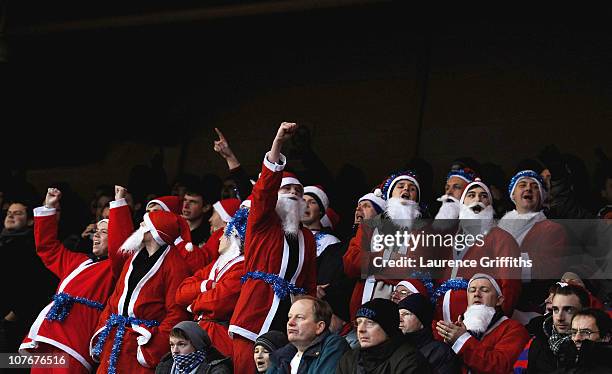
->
[1, 123, 611, 373]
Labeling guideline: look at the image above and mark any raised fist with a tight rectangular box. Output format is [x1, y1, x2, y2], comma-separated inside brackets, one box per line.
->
[115, 185, 128, 201]
[45, 188, 62, 209]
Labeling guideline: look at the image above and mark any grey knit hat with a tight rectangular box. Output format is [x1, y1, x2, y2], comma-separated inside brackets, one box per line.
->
[173, 321, 211, 350]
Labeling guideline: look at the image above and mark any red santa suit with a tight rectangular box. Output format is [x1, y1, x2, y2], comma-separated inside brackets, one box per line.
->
[343, 218, 429, 321]
[175, 243, 244, 357]
[90, 207, 191, 374]
[451, 315, 530, 374]
[229, 153, 317, 373]
[433, 227, 522, 323]
[20, 207, 115, 374]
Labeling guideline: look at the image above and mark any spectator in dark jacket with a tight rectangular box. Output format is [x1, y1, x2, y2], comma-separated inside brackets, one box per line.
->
[399, 294, 460, 373]
[336, 298, 432, 374]
[552, 308, 612, 373]
[156, 321, 232, 374]
[254, 330, 288, 373]
[267, 296, 349, 374]
[0, 200, 57, 353]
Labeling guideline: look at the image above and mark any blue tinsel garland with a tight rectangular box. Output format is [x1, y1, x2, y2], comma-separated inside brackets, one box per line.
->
[508, 170, 546, 197]
[406, 271, 435, 297]
[91, 313, 159, 374]
[224, 207, 249, 246]
[430, 278, 469, 305]
[314, 231, 327, 253]
[45, 292, 104, 322]
[447, 168, 476, 183]
[240, 271, 306, 300]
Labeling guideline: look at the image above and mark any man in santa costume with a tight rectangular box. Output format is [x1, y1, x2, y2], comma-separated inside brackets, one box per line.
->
[433, 179, 522, 326]
[90, 208, 191, 373]
[175, 204, 248, 357]
[20, 188, 115, 374]
[343, 170, 425, 321]
[228, 122, 317, 373]
[436, 273, 529, 374]
[434, 167, 477, 220]
[498, 170, 569, 315]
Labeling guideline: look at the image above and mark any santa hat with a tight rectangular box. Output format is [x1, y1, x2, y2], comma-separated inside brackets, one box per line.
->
[468, 273, 503, 297]
[143, 210, 189, 247]
[213, 198, 241, 223]
[224, 206, 250, 246]
[320, 207, 340, 231]
[146, 195, 183, 215]
[358, 192, 386, 214]
[437, 288, 468, 323]
[447, 168, 477, 184]
[396, 279, 430, 297]
[508, 170, 547, 204]
[280, 171, 302, 189]
[375, 170, 420, 202]
[459, 178, 493, 206]
[304, 185, 330, 212]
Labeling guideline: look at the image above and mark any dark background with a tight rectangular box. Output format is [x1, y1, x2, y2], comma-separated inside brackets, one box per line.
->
[1, 1, 611, 202]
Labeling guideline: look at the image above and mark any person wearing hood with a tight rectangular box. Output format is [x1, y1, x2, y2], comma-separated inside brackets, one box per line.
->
[155, 321, 231, 374]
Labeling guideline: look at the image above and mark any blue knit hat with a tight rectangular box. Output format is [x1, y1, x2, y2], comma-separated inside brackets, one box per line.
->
[375, 170, 420, 202]
[507, 170, 547, 204]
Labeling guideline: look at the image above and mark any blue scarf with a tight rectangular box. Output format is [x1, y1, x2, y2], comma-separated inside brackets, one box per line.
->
[174, 350, 207, 374]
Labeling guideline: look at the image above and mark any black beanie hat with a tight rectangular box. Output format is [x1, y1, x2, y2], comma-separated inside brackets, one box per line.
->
[397, 293, 433, 329]
[356, 298, 400, 338]
[254, 330, 289, 353]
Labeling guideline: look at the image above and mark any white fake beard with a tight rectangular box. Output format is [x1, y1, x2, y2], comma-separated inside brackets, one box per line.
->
[463, 304, 496, 334]
[120, 225, 147, 254]
[386, 197, 421, 229]
[459, 203, 495, 236]
[435, 194, 461, 220]
[276, 194, 306, 237]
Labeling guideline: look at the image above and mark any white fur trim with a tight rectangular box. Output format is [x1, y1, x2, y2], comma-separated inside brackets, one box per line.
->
[185, 242, 194, 252]
[110, 198, 128, 209]
[358, 193, 387, 212]
[468, 273, 503, 297]
[89, 326, 107, 362]
[201, 280, 212, 292]
[22, 335, 92, 371]
[452, 332, 472, 353]
[213, 201, 232, 222]
[174, 236, 184, 246]
[281, 177, 301, 188]
[443, 290, 452, 322]
[521, 252, 531, 283]
[137, 345, 150, 367]
[459, 181, 492, 205]
[34, 206, 56, 217]
[143, 213, 167, 246]
[263, 152, 287, 172]
[320, 215, 332, 229]
[387, 175, 420, 201]
[146, 199, 170, 212]
[397, 281, 420, 295]
[228, 325, 258, 342]
[304, 186, 329, 211]
[240, 199, 252, 209]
